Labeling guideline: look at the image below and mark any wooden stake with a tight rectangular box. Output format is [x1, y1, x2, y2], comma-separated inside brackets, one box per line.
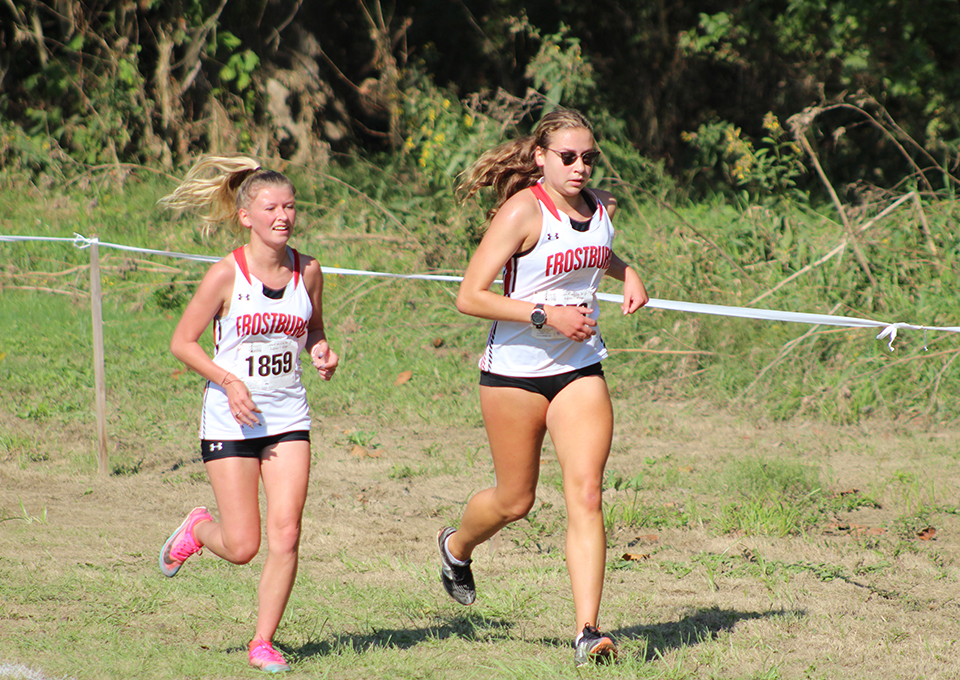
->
[90, 237, 109, 475]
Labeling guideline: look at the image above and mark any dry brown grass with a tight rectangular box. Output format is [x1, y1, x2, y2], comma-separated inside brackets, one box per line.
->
[2, 402, 960, 679]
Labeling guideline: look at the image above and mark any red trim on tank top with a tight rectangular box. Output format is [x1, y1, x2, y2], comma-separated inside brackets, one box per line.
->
[592, 191, 605, 220]
[233, 246, 252, 284]
[531, 181, 604, 223]
[530, 182, 560, 221]
[502, 257, 517, 296]
[233, 246, 301, 288]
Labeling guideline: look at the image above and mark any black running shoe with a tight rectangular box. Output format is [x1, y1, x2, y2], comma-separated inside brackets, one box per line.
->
[573, 624, 618, 667]
[437, 526, 476, 605]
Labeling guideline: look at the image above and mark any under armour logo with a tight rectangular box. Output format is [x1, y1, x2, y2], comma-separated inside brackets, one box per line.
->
[209, 442, 223, 452]
[238, 293, 250, 301]
[546, 232, 559, 241]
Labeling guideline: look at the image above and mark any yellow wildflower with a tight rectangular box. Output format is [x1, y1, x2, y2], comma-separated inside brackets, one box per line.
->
[733, 155, 754, 182]
[762, 112, 782, 134]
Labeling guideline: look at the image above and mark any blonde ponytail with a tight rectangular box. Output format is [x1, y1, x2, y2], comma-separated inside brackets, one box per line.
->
[159, 156, 294, 235]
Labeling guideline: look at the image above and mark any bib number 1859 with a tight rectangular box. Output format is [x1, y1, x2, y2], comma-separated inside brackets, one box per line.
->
[246, 351, 293, 377]
[237, 338, 298, 391]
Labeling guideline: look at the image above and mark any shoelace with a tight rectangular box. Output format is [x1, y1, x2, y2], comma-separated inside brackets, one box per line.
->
[251, 641, 286, 664]
[170, 531, 201, 562]
[578, 624, 608, 648]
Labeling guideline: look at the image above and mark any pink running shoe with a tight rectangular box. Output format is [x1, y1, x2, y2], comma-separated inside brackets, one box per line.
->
[159, 506, 212, 577]
[249, 638, 291, 673]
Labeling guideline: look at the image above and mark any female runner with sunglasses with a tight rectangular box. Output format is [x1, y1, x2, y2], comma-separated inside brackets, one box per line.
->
[437, 108, 648, 665]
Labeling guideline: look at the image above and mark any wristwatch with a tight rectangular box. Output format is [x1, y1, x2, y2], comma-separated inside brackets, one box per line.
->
[530, 303, 547, 329]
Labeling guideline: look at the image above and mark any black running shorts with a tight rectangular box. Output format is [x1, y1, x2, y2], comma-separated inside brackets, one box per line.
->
[200, 430, 310, 463]
[479, 362, 604, 402]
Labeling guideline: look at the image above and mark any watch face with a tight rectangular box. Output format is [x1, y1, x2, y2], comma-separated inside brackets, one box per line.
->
[531, 307, 547, 327]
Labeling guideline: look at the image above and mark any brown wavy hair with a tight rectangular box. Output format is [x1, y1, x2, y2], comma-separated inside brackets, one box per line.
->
[457, 108, 594, 220]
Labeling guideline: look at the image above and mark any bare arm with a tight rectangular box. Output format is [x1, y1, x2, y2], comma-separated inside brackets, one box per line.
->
[606, 253, 649, 315]
[592, 189, 647, 314]
[455, 193, 539, 323]
[170, 258, 235, 384]
[593, 188, 617, 219]
[302, 256, 338, 381]
[170, 257, 262, 422]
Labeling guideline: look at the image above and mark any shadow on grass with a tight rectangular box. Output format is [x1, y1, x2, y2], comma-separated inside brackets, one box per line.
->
[289, 611, 515, 660]
[613, 606, 805, 661]
[282, 607, 800, 662]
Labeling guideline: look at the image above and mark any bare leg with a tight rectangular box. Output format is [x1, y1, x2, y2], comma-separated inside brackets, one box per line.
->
[447, 386, 548, 561]
[193, 440, 310, 644]
[195, 457, 263, 564]
[255, 440, 310, 643]
[546, 376, 614, 634]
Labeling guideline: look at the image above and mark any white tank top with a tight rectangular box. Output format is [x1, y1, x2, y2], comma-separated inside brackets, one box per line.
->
[199, 246, 313, 439]
[479, 181, 613, 377]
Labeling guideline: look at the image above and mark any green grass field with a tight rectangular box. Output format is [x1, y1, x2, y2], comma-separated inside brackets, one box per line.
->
[3, 169, 960, 678]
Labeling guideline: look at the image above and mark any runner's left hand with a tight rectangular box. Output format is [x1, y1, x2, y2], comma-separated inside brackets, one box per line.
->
[311, 340, 339, 381]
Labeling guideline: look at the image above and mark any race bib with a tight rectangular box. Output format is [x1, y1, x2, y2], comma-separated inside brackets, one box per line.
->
[237, 338, 299, 392]
[533, 289, 595, 306]
[529, 289, 596, 339]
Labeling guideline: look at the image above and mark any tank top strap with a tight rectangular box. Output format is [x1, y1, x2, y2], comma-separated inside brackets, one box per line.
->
[291, 248, 301, 289]
[233, 246, 252, 284]
[530, 181, 561, 220]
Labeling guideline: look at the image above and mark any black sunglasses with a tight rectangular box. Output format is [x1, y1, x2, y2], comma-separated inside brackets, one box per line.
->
[546, 148, 602, 166]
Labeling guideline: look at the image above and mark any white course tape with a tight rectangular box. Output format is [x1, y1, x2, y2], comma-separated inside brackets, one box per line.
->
[317, 265, 466, 283]
[0, 233, 220, 263]
[595, 293, 959, 351]
[4, 233, 959, 350]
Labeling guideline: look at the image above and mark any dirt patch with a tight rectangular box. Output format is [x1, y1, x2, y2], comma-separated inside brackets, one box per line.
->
[3, 402, 960, 678]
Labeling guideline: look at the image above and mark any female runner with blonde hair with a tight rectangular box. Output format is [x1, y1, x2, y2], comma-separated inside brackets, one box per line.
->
[158, 156, 338, 673]
[437, 108, 648, 666]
